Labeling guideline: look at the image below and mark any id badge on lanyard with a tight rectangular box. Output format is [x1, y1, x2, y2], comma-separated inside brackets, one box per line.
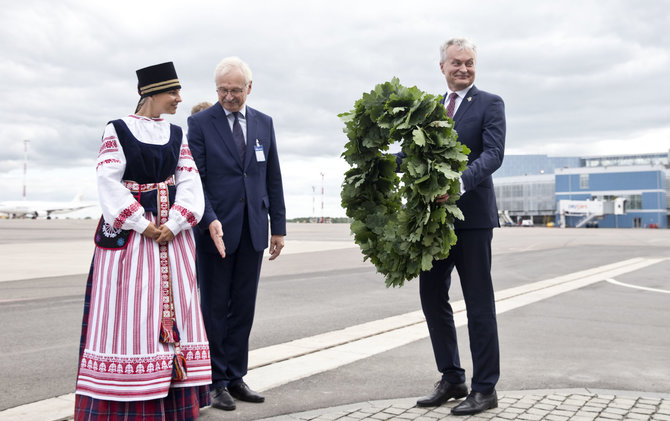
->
[254, 139, 265, 162]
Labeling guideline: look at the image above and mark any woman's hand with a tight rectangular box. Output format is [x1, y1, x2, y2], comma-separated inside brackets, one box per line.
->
[155, 225, 175, 243]
[142, 222, 161, 240]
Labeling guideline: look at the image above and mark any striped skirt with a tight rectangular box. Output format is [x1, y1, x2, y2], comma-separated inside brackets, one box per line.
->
[75, 217, 212, 419]
[74, 386, 210, 421]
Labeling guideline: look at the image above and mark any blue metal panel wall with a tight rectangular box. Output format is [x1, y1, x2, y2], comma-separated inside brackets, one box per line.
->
[588, 171, 660, 190]
[555, 174, 581, 193]
[642, 192, 664, 210]
[555, 170, 663, 193]
[555, 174, 569, 192]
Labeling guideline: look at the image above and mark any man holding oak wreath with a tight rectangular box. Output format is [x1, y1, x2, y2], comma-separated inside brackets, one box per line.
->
[415, 38, 505, 416]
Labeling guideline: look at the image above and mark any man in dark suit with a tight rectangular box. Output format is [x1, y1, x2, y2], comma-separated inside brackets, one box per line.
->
[415, 38, 505, 416]
[187, 56, 286, 411]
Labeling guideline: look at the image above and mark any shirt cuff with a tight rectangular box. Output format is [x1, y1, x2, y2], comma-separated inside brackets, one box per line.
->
[163, 219, 182, 238]
[133, 217, 150, 234]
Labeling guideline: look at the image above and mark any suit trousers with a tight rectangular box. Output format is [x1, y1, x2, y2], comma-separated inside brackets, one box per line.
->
[419, 228, 499, 394]
[198, 210, 264, 389]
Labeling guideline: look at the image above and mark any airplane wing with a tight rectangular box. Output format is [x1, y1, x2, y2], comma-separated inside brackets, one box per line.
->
[0, 200, 97, 218]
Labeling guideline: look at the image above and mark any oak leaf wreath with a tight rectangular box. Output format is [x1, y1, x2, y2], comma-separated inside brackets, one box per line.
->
[339, 78, 470, 287]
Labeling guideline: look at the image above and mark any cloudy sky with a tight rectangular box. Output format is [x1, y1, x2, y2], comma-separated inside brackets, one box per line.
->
[1, 0, 668, 218]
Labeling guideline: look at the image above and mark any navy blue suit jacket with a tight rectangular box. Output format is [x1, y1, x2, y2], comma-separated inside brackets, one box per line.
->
[446, 85, 505, 229]
[187, 103, 286, 254]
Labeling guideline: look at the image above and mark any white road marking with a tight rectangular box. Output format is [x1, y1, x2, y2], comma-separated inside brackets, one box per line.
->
[0, 394, 74, 421]
[245, 257, 667, 391]
[605, 278, 670, 294]
[0, 241, 94, 282]
[269, 240, 357, 256]
[2, 256, 666, 420]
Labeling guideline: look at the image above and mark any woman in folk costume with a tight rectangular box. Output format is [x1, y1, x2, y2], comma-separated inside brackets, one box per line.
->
[75, 62, 212, 420]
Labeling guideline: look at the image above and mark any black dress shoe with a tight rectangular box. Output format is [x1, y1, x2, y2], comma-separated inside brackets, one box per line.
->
[416, 380, 468, 407]
[228, 381, 265, 403]
[451, 390, 498, 415]
[210, 387, 236, 411]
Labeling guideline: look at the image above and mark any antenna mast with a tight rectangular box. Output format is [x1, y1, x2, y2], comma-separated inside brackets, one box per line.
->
[312, 185, 316, 219]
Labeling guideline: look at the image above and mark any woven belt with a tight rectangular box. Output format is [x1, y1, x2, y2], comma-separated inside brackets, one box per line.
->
[122, 176, 175, 192]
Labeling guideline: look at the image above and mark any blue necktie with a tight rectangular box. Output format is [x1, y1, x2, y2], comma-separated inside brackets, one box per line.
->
[232, 112, 245, 162]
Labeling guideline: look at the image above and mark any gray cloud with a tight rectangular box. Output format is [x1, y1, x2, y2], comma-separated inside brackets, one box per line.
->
[1, 0, 669, 215]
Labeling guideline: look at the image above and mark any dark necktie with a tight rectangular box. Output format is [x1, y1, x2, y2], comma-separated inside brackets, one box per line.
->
[446, 92, 458, 118]
[232, 111, 245, 161]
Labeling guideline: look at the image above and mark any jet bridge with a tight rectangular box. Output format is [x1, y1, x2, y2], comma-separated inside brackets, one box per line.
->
[558, 198, 627, 228]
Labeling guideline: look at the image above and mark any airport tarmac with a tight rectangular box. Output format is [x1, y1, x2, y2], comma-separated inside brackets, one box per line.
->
[1, 220, 669, 420]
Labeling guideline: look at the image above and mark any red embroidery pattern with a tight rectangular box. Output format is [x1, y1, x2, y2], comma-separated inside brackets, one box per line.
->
[172, 205, 198, 227]
[114, 202, 141, 229]
[96, 159, 121, 170]
[98, 138, 119, 157]
[128, 114, 163, 122]
[79, 344, 209, 375]
[176, 166, 199, 173]
[179, 146, 194, 160]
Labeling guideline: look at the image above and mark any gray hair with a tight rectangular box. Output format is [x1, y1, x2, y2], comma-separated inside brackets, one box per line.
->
[440, 38, 477, 63]
[214, 56, 253, 85]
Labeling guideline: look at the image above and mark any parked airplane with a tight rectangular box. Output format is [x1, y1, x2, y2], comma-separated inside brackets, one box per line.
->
[0, 194, 97, 219]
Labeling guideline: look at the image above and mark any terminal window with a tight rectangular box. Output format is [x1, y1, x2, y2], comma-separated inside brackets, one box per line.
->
[579, 174, 589, 189]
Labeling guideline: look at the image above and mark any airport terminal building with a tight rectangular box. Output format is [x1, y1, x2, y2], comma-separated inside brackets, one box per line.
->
[493, 152, 669, 228]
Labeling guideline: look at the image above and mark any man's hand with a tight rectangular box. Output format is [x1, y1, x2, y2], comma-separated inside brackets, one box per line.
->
[142, 222, 161, 240]
[209, 220, 226, 258]
[435, 193, 450, 203]
[155, 225, 175, 243]
[268, 235, 285, 261]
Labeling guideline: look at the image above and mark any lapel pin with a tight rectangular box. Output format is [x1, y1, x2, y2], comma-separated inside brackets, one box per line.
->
[467, 97, 472, 102]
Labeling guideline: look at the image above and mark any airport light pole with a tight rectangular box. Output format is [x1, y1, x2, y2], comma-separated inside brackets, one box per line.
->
[23, 139, 30, 200]
[320, 172, 325, 223]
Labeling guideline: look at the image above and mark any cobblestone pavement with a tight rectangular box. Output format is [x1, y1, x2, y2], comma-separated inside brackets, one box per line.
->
[260, 390, 670, 421]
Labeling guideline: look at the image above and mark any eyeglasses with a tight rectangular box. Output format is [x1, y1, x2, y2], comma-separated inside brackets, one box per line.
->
[216, 87, 245, 96]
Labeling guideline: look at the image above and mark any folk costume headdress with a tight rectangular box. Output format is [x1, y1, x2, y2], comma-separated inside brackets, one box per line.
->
[136, 62, 181, 98]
